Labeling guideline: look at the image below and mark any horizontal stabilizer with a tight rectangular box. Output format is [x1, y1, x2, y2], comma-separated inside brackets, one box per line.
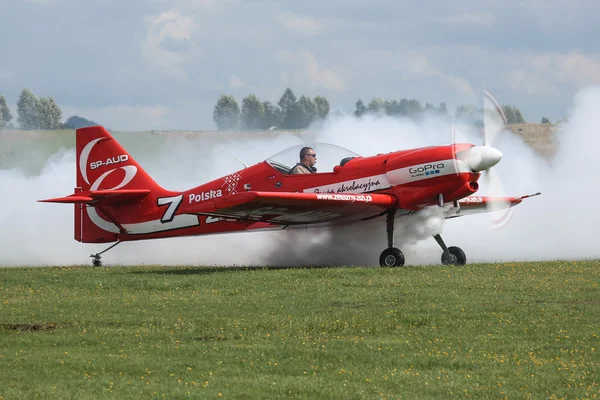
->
[39, 189, 151, 205]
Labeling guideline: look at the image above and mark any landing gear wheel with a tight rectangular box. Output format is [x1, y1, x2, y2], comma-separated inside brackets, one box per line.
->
[441, 246, 466, 265]
[89, 240, 120, 267]
[379, 248, 405, 267]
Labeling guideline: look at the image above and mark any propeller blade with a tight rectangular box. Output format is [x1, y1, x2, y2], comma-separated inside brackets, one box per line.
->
[483, 89, 507, 147]
[484, 165, 514, 230]
[481, 89, 514, 228]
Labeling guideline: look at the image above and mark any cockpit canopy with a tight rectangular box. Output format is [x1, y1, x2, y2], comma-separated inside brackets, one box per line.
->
[266, 142, 361, 174]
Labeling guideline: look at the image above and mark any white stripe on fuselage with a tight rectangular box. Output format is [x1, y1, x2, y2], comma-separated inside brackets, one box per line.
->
[303, 159, 471, 194]
[303, 174, 391, 194]
[386, 159, 471, 186]
[87, 206, 200, 235]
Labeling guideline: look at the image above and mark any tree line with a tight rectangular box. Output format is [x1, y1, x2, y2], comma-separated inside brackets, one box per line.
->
[213, 88, 330, 131]
[213, 88, 544, 131]
[352, 96, 529, 124]
[0, 88, 96, 130]
[1, 87, 549, 131]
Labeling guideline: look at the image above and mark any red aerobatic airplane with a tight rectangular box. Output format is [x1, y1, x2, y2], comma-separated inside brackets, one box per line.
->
[40, 92, 540, 267]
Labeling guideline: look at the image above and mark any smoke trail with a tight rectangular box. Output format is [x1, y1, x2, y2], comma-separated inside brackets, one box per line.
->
[1, 87, 599, 266]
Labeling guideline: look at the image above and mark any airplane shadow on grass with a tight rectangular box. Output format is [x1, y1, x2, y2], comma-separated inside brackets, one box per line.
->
[127, 264, 380, 276]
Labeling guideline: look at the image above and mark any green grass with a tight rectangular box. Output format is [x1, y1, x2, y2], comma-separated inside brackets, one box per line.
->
[1, 261, 599, 399]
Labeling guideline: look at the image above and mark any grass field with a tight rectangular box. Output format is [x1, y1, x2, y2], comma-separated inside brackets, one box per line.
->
[1, 261, 599, 399]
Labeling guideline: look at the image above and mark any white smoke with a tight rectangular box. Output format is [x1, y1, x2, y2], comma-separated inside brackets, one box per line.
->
[1, 86, 599, 267]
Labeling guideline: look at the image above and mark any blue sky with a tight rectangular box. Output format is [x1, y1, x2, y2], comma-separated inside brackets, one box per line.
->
[1, 0, 599, 130]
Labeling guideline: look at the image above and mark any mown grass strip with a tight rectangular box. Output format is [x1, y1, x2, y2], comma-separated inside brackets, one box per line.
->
[1, 261, 599, 399]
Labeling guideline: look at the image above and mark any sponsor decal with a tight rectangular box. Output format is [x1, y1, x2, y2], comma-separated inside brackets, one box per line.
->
[305, 175, 390, 194]
[188, 190, 223, 203]
[90, 155, 129, 170]
[458, 196, 483, 203]
[409, 163, 445, 178]
[315, 193, 373, 203]
[387, 159, 472, 186]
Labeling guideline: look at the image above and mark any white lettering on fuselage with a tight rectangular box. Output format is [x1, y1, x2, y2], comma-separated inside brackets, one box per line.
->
[188, 190, 223, 203]
[304, 174, 390, 194]
[458, 196, 483, 203]
[90, 155, 129, 170]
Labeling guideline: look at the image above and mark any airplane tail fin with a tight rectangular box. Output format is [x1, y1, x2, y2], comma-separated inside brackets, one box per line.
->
[39, 126, 181, 243]
[74, 126, 162, 193]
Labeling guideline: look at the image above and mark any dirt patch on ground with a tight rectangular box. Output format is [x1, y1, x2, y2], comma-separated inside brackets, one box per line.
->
[0, 323, 59, 332]
[506, 123, 558, 160]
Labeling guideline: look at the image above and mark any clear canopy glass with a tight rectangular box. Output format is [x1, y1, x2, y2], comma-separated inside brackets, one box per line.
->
[266, 142, 361, 174]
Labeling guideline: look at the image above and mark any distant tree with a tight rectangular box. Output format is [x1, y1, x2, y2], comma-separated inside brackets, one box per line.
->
[213, 94, 240, 130]
[278, 88, 298, 129]
[260, 101, 280, 129]
[17, 88, 40, 129]
[513, 107, 525, 123]
[502, 105, 525, 123]
[367, 98, 385, 115]
[240, 94, 265, 130]
[406, 99, 423, 116]
[384, 100, 400, 116]
[37, 97, 62, 129]
[0, 95, 12, 127]
[438, 102, 447, 115]
[296, 95, 317, 128]
[64, 115, 98, 129]
[313, 96, 330, 120]
[541, 117, 550, 124]
[455, 104, 479, 120]
[354, 99, 367, 117]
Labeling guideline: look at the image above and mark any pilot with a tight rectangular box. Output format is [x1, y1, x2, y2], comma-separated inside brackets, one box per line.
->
[289, 147, 317, 174]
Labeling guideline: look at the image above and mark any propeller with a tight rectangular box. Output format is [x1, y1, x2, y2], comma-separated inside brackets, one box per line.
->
[481, 89, 513, 226]
[450, 89, 514, 229]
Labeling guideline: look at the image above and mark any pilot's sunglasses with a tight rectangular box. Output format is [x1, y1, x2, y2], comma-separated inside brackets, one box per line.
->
[307, 154, 316, 157]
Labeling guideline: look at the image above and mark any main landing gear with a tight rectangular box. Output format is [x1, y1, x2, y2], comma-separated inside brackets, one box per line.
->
[379, 210, 405, 267]
[90, 240, 121, 267]
[378, 210, 467, 267]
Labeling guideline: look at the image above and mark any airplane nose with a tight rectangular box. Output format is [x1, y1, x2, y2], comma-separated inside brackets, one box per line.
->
[467, 146, 503, 172]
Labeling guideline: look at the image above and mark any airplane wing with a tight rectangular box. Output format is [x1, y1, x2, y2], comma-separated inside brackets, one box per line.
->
[445, 193, 541, 219]
[189, 191, 398, 225]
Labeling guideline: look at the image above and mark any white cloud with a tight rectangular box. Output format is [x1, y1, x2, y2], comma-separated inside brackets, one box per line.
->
[229, 74, 247, 89]
[142, 10, 197, 80]
[391, 52, 475, 96]
[403, 53, 441, 77]
[438, 12, 495, 27]
[552, 53, 600, 86]
[275, 12, 323, 36]
[23, 0, 62, 4]
[276, 50, 346, 92]
[507, 52, 600, 95]
[505, 69, 557, 96]
[446, 75, 475, 97]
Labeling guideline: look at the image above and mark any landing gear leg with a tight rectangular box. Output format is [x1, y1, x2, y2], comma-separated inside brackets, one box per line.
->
[90, 240, 121, 267]
[379, 209, 405, 267]
[433, 234, 466, 265]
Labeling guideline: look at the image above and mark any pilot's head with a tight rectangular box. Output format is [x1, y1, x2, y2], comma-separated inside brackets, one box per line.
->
[300, 147, 317, 167]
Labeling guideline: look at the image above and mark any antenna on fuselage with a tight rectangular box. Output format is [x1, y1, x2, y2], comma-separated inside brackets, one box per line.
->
[216, 145, 249, 169]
